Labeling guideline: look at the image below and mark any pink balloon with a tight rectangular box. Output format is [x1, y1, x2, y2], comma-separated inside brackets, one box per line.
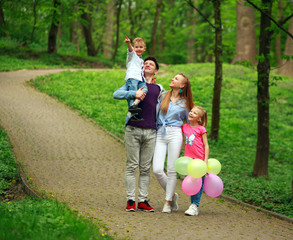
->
[182, 175, 202, 196]
[203, 173, 223, 197]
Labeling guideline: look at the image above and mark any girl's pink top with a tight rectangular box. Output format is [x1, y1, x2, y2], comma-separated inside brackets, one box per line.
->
[182, 123, 207, 160]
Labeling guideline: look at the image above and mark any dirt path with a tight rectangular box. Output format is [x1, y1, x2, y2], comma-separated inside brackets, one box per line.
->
[0, 69, 292, 240]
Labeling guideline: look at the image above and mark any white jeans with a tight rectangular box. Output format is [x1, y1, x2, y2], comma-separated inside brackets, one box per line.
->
[153, 126, 183, 201]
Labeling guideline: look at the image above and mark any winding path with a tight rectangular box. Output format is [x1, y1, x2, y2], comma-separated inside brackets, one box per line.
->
[0, 69, 292, 240]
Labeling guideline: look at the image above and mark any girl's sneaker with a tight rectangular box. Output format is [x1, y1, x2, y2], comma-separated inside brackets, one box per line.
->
[184, 204, 198, 216]
[171, 193, 179, 211]
[162, 202, 171, 213]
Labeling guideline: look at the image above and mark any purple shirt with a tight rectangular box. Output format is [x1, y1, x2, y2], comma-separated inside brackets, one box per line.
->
[127, 83, 161, 129]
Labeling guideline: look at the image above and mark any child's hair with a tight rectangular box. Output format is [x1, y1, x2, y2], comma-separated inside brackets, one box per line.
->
[193, 106, 207, 127]
[159, 73, 194, 115]
[133, 37, 146, 47]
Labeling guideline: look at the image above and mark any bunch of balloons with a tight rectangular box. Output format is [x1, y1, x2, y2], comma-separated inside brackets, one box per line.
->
[174, 157, 223, 198]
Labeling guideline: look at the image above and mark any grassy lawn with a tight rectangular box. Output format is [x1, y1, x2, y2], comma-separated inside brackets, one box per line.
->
[30, 63, 293, 218]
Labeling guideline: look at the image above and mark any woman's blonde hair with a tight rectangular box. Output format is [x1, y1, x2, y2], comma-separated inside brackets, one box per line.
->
[193, 106, 207, 127]
[159, 73, 194, 115]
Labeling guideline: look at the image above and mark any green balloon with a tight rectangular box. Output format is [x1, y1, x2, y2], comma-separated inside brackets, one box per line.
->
[207, 158, 221, 175]
[174, 156, 193, 175]
[187, 159, 207, 178]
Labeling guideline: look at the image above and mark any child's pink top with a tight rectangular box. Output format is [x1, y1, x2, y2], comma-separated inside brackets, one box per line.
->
[182, 123, 207, 160]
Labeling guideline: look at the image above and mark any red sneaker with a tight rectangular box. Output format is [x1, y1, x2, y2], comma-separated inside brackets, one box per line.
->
[137, 200, 154, 212]
[126, 200, 136, 212]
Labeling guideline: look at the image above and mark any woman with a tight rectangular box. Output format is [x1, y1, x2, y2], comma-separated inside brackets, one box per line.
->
[153, 73, 194, 213]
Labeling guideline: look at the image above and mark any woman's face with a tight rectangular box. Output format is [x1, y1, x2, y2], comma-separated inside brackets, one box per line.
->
[169, 74, 185, 89]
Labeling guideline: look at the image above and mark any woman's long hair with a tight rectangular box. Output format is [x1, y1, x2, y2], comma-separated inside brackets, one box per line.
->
[159, 73, 194, 115]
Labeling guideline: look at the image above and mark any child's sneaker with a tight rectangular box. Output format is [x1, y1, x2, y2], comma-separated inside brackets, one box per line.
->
[130, 114, 144, 122]
[137, 200, 154, 212]
[184, 204, 198, 216]
[126, 200, 136, 212]
[129, 105, 142, 113]
[162, 202, 171, 213]
[171, 193, 179, 211]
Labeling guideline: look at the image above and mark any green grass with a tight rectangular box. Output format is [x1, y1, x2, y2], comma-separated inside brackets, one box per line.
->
[30, 63, 293, 217]
[0, 39, 114, 71]
[0, 127, 112, 240]
[0, 198, 112, 240]
[0, 129, 18, 195]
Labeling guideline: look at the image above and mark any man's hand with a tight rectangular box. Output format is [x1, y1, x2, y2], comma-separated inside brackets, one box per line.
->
[136, 87, 146, 100]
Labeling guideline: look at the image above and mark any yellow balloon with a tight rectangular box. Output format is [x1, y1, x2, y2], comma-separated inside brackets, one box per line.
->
[187, 159, 207, 178]
[207, 158, 221, 175]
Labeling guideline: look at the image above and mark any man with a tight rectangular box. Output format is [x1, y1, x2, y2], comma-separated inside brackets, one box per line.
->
[113, 57, 163, 212]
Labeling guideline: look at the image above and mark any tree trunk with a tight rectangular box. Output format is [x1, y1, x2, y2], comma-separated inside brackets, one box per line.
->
[232, 0, 257, 65]
[210, 0, 223, 141]
[79, 0, 96, 56]
[275, 0, 284, 67]
[0, 0, 10, 38]
[253, 0, 273, 178]
[127, 0, 134, 37]
[150, 0, 163, 56]
[278, 17, 293, 78]
[104, 0, 115, 59]
[112, 0, 123, 59]
[159, 16, 165, 53]
[187, 0, 197, 63]
[30, 0, 38, 43]
[48, 0, 61, 54]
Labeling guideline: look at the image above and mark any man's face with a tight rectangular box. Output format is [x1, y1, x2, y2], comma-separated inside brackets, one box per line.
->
[144, 60, 158, 76]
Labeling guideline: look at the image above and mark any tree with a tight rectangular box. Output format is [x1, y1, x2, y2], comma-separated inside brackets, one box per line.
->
[246, 0, 293, 177]
[79, 0, 96, 56]
[232, 0, 257, 65]
[186, 0, 223, 140]
[0, 0, 10, 38]
[112, 0, 123, 59]
[275, 0, 284, 67]
[104, 0, 115, 59]
[30, 0, 38, 43]
[187, 0, 197, 63]
[278, 17, 293, 78]
[150, 0, 163, 56]
[252, 0, 273, 178]
[210, 0, 223, 140]
[48, 0, 61, 53]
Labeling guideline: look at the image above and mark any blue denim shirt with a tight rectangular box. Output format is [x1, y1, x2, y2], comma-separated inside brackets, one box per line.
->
[156, 93, 189, 137]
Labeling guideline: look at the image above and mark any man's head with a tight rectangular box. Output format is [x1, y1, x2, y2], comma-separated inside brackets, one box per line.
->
[144, 56, 159, 70]
[144, 57, 159, 83]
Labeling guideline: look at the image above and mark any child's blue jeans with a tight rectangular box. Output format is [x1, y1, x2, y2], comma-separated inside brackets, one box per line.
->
[190, 175, 205, 206]
[126, 78, 148, 107]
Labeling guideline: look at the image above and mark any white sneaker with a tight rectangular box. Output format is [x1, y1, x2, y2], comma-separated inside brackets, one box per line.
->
[185, 204, 199, 216]
[162, 202, 171, 213]
[171, 193, 179, 211]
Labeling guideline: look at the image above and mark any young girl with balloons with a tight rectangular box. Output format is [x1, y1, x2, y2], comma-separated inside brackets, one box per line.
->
[182, 105, 209, 216]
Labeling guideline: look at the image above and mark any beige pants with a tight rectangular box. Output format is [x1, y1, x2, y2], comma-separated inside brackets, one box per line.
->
[124, 125, 156, 202]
